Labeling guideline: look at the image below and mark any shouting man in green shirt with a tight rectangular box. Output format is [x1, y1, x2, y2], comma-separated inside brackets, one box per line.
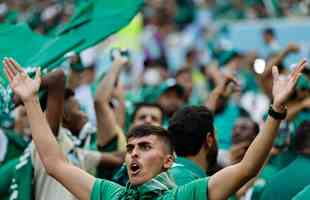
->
[3, 57, 307, 200]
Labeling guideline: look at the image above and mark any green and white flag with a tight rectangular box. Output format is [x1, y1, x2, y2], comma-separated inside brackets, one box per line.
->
[57, 0, 144, 52]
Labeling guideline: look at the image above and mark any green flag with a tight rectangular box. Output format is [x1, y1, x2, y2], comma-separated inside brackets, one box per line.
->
[0, 0, 144, 113]
[57, 0, 144, 53]
[0, 23, 82, 85]
[0, 23, 82, 113]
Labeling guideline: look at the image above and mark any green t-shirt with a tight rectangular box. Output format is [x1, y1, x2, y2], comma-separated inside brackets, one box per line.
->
[260, 155, 310, 200]
[293, 185, 310, 200]
[170, 157, 206, 186]
[91, 177, 208, 200]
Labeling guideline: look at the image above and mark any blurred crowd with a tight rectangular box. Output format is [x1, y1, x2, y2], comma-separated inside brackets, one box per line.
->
[0, 0, 310, 200]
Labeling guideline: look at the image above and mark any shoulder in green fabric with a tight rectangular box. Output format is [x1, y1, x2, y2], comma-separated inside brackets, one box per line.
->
[170, 157, 206, 186]
[293, 184, 310, 200]
[260, 155, 310, 200]
[91, 172, 208, 200]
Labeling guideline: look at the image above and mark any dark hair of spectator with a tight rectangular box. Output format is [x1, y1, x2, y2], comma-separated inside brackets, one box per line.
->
[127, 124, 174, 154]
[168, 106, 214, 157]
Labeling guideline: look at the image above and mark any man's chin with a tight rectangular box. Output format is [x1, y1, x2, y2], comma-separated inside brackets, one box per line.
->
[129, 177, 147, 186]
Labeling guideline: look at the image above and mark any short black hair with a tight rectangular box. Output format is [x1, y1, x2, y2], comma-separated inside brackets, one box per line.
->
[295, 121, 310, 153]
[168, 106, 214, 157]
[176, 67, 191, 78]
[263, 27, 275, 36]
[127, 124, 174, 154]
[132, 103, 164, 123]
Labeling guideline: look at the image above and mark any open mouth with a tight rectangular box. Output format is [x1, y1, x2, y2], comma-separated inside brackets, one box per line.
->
[130, 162, 141, 176]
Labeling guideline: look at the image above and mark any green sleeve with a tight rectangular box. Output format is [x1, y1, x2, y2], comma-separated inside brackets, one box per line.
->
[175, 178, 208, 200]
[90, 178, 125, 200]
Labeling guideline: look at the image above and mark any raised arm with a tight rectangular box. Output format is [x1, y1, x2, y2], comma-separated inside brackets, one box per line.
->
[43, 69, 65, 135]
[112, 83, 126, 129]
[94, 53, 127, 147]
[263, 43, 299, 77]
[3, 58, 95, 200]
[208, 59, 307, 200]
[205, 73, 240, 113]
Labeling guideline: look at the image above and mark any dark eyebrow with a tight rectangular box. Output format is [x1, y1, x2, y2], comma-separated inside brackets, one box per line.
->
[138, 141, 152, 146]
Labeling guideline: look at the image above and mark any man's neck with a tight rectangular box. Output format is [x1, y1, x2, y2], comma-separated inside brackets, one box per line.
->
[186, 148, 208, 173]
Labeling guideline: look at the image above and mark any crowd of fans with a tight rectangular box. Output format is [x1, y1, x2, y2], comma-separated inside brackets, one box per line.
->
[0, 0, 310, 200]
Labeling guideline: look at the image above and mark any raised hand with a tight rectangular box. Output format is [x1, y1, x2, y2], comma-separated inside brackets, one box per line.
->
[272, 59, 307, 111]
[112, 49, 129, 67]
[216, 73, 241, 97]
[3, 57, 41, 102]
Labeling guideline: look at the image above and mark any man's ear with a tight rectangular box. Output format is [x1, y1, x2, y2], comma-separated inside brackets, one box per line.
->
[163, 154, 175, 170]
[205, 132, 216, 149]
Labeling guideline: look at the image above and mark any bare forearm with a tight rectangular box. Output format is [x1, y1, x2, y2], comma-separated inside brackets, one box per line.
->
[45, 70, 65, 135]
[205, 89, 221, 113]
[115, 98, 125, 128]
[24, 97, 66, 170]
[94, 102, 119, 146]
[95, 63, 122, 102]
[95, 62, 123, 145]
[25, 97, 95, 200]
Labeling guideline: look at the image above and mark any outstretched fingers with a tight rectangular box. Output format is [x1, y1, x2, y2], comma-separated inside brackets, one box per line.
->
[291, 59, 307, 83]
[34, 68, 41, 83]
[7, 57, 24, 75]
[3, 58, 15, 81]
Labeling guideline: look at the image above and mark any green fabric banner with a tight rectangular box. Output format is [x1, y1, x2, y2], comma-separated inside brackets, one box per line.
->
[57, 0, 144, 52]
[0, 0, 144, 114]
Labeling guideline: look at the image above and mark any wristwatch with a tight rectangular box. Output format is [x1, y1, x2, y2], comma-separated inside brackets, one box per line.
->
[268, 105, 287, 120]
